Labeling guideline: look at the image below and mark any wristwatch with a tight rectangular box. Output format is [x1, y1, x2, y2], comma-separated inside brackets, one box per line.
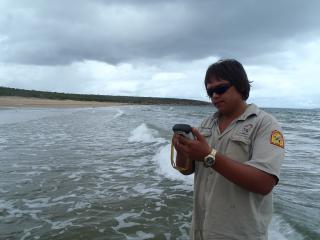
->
[203, 149, 217, 168]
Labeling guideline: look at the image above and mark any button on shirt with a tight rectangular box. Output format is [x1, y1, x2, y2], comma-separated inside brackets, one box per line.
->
[191, 104, 285, 240]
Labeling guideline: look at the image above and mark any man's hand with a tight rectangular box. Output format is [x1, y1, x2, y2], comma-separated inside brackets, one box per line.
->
[173, 128, 211, 161]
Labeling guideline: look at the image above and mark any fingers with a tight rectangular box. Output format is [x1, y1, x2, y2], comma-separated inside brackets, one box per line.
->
[172, 134, 191, 153]
[192, 128, 205, 142]
[177, 142, 189, 154]
[173, 128, 211, 161]
[172, 134, 182, 149]
[177, 134, 191, 145]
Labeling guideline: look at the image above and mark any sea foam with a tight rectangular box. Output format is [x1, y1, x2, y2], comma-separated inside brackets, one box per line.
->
[128, 123, 165, 144]
[152, 144, 193, 185]
[114, 109, 124, 119]
[269, 214, 304, 240]
[129, 123, 193, 184]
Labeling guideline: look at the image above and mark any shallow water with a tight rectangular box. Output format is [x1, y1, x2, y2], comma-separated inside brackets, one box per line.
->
[0, 106, 319, 239]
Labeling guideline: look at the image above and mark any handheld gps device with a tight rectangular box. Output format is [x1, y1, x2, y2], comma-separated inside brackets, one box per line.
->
[172, 124, 194, 140]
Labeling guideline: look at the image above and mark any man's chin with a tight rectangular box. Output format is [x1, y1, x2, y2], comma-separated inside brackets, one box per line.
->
[215, 106, 224, 114]
[214, 105, 229, 115]
[214, 102, 224, 111]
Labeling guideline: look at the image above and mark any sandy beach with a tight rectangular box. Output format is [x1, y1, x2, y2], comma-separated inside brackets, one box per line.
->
[0, 96, 125, 108]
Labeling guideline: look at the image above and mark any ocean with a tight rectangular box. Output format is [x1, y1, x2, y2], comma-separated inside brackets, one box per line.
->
[0, 105, 319, 240]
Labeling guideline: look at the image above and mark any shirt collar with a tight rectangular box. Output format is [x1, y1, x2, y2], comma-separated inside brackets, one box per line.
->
[237, 103, 259, 121]
[212, 103, 259, 121]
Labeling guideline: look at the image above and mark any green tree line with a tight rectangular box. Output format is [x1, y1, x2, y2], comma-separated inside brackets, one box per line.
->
[0, 86, 210, 105]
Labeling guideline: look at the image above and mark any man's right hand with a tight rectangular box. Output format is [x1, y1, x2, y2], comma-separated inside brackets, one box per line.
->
[173, 128, 211, 162]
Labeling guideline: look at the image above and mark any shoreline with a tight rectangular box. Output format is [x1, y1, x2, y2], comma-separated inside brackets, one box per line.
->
[0, 96, 126, 108]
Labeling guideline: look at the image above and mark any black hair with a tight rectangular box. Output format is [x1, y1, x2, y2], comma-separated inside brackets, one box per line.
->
[204, 59, 252, 100]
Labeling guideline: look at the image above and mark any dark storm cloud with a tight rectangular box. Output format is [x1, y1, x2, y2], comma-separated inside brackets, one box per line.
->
[1, 0, 320, 65]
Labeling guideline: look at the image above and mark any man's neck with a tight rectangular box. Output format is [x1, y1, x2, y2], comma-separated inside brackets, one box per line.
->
[219, 101, 248, 123]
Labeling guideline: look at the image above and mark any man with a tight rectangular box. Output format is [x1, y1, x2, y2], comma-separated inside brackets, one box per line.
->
[173, 59, 285, 240]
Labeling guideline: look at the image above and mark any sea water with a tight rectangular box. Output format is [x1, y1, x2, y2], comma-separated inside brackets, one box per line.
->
[0, 105, 319, 239]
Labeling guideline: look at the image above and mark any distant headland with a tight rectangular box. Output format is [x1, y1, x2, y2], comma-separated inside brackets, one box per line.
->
[0, 86, 211, 106]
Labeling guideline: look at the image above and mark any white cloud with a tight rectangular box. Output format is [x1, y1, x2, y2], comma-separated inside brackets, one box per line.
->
[247, 39, 320, 108]
[1, 43, 320, 109]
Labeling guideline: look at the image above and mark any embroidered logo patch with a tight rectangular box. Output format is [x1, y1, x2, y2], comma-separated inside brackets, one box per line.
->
[270, 130, 284, 148]
[242, 124, 253, 134]
[238, 123, 253, 137]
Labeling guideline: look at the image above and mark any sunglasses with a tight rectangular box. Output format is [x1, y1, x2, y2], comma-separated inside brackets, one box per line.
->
[206, 84, 232, 97]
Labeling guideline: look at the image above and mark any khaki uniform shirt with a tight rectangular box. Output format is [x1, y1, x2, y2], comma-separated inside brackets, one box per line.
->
[191, 104, 285, 240]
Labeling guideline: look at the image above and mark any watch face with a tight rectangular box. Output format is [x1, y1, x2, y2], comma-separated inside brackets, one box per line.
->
[204, 156, 214, 168]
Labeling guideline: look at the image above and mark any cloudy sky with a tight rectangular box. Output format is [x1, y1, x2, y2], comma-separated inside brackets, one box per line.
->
[1, 0, 320, 108]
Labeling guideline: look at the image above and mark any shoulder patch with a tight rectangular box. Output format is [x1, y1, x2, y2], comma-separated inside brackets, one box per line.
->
[270, 130, 284, 148]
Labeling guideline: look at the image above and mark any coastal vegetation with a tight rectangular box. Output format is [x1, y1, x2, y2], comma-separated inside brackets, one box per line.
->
[0, 86, 210, 105]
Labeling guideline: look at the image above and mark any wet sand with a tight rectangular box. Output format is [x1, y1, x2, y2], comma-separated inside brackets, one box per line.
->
[0, 96, 125, 108]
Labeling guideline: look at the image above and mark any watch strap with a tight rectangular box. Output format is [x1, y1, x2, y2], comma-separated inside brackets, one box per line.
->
[204, 149, 217, 168]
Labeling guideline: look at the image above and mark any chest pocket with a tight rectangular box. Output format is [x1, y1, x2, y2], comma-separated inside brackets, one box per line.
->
[200, 128, 212, 137]
[226, 134, 251, 163]
[199, 127, 214, 147]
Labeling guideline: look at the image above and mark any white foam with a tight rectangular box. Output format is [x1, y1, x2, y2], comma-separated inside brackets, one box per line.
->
[132, 183, 163, 195]
[67, 201, 91, 213]
[155, 201, 167, 211]
[120, 172, 134, 178]
[152, 144, 193, 186]
[21, 231, 31, 240]
[24, 171, 42, 176]
[133, 231, 155, 240]
[52, 194, 77, 202]
[164, 233, 172, 240]
[67, 172, 84, 181]
[31, 165, 52, 171]
[23, 198, 51, 208]
[99, 173, 112, 179]
[22, 197, 76, 212]
[269, 214, 304, 240]
[44, 218, 80, 230]
[114, 109, 124, 119]
[0, 188, 9, 194]
[0, 199, 42, 219]
[0, 199, 12, 214]
[0, 137, 7, 144]
[128, 123, 166, 144]
[112, 212, 140, 231]
[178, 221, 191, 240]
[21, 225, 42, 240]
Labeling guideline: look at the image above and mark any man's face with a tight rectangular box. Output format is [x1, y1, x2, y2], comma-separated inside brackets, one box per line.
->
[206, 78, 243, 115]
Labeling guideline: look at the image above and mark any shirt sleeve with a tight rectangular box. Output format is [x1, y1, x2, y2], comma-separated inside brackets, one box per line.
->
[245, 114, 285, 183]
